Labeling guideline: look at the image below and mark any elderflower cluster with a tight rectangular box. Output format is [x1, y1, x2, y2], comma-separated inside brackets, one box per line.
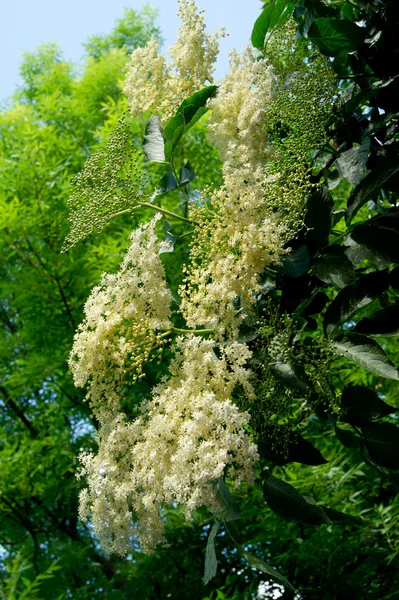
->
[181, 176, 285, 339]
[124, 0, 225, 120]
[78, 336, 258, 555]
[180, 51, 284, 338]
[63, 116, 145, 251]
[207, 47, 274, 173]
[69, 216, 172, 417]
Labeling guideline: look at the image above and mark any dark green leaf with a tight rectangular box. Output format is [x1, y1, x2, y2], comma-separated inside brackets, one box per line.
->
[269, 356, 310, 393]
[362, 422, 399, 470]
[321, 507, 362, 525]
[263, 476, 332, 525]
[280, 245, 310, 278]
[324, 270, 389, 336]
[312, 246, 355, 288]
[203, 521, 220, 585]
[243, 552, 295, 591]
[351, 223, 399, 264]
[336, 137, 370, 186]
[210, 478, 240, 522]
[179, 162, 195, 185]
[390, 266, 399, 291]
[347, 161, 399, 221]
[143, 115, 165, 162]
[354, 304, 399, 337]
[340, 386, 398, 426]
[258, 435, 328, 466]
[159, 171, 177, 193]
[251, 0, 293, 50]
[163, 86, 217, 161]
[308, 18, 366, 56]
[333, 332, 399, 380]
[305, 185, 334, 250]
[330, 413, 360, 449]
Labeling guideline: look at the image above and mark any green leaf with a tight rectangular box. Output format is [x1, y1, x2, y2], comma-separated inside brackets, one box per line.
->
[163, 86, 217, 161]
[203, 521, 220, 585]
[347, 161, 399, 221]
[305, 185, 334, 250]
[351, 223, 399, 264]
[308, 18, 366, 56]
[269, 356, 310, 393]
[354, 304, 399, 337]
[324, 270, 389, 336]
[280, 245, 310, 278]
[143, 115, 166, 162]
[333, 332, 399, 380]
[179, 162, 195, 185]
[243, 551, 295, 592]
[340, 386, 398, 427]
[330, 414, 360, 449]
[321, 507, 362, 525]
[312, 246, 355, 288]
[263, 475, 332, 525]
[336, 137, 370, 186]
[251, 0, 294, 50]
[159, 171, 177, 193]
[211, 478, 240, 522]
[258, 434, 328, 466]
[362, 422, 399, 470]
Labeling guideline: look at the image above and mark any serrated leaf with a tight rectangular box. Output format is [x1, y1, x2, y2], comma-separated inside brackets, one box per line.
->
[308, 18, 366, 56]
[330, 413, 360, 449]
[333, 332, 399, 380]
[324, 270, 389, 336]
[143, 115, 165, 162]
[203, 521, 220, 585]
[211, 478, 240, 522]
[243, 552, 295, 592]
[347, 161, 399, 221]
[280, 245, 310, 278]
[354, 304, 399, 337]
[163, 86, 217, 161]
[351, 223, 399, 264]
[312, 246, 355, 288]
[258, 434, 328, 466]
[251, 0, 294, 49]
[305, 185, 334, 250]
[269, 355, 310, 393]
[362, 422, 399, 470]
[263, 476, 332, 525]
[340, 386, 398, 426]
[336, 137, 370, 186]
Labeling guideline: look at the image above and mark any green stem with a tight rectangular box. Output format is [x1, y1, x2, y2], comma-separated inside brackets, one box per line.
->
[140, 202, 198, 225]
[160, 327, 214, 338]
[111, 203, 198, 226]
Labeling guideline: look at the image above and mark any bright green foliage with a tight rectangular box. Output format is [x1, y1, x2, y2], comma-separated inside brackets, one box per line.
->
[1, 0, 399, 598]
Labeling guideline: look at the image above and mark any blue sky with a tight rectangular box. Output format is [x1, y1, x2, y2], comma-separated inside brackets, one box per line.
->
[0, 0, 262, 102]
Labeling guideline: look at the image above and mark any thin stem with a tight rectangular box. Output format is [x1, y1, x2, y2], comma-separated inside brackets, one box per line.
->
[111, 203, 198, 226]
[160, 327, 214, 338]
[140, 202, 198, 226]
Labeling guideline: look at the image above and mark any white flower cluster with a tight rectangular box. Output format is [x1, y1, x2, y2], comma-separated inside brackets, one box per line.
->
[124, 0, 225, 120]
[180, 49, 285, 338]
[78, 336, 258, 555]
[69, 216, 172, 417]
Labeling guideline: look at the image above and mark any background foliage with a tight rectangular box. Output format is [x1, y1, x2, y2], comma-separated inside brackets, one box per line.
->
[1, 0, 399, 598]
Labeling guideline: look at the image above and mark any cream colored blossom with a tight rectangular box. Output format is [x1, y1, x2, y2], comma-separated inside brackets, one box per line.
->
[207, 47, 274, 173]
[78, 336, 258, 555]
[69, 215, 172, 415]
[124, 0, 225, 120]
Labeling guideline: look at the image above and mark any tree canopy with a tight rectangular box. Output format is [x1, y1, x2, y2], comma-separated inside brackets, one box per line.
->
[1, 1, 399, 599]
